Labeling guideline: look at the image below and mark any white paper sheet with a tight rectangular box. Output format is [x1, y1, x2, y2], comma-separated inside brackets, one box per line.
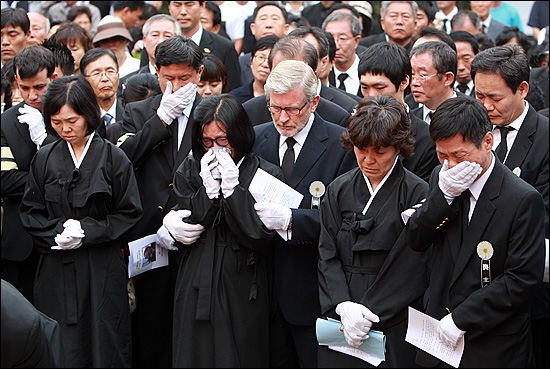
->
[128, 234, 169, 278]
[405, 306, 464, 368]
[249, 168, 303, 241]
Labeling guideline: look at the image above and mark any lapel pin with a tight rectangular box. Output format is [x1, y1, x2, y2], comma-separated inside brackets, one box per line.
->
[309, 181, 325, 209]
[477, 241, 493, 288]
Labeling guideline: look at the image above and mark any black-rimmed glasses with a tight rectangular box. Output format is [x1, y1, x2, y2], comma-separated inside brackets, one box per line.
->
[267, 101, 308, 116]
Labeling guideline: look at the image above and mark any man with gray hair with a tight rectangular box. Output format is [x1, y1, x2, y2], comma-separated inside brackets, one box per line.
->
[322, 10, 363, 96]
[359, 1, 418, 53]
[451, 10, 482, 35]
[253, 59, 356, 368]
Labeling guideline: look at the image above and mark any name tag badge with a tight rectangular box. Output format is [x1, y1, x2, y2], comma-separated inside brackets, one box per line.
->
[477, 241, 493, 288]
[309, 181, 325, 209]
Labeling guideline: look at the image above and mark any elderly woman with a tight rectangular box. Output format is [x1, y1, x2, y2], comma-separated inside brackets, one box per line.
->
[20, 75, 142, 368]
[318, 95, 430, 367]
[165, 94, 284, 367]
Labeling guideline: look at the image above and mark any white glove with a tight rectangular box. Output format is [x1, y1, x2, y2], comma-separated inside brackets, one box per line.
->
[216, 148, 239, 198]
[437, 313, 466, 349]
[254, 202, 292, 231]
[52, 219, 84, 250]
[155, 225, 178, 251]
[336, 301, 380, 348]
[199, 150, 221, 199]
[163, 209, 205, 245]
[18, 104, 47, 148]
[438, 160, 482, 203]
[157, 81, 196, 124]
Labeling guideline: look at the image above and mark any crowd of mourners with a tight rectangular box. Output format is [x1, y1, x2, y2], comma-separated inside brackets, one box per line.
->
[1, 1, 548, 368]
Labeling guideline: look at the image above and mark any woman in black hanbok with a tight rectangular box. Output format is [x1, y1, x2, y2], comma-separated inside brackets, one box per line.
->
[20, 75, 142, 368]
[167, 94, 283, 367]
[318, 96, 430, 367]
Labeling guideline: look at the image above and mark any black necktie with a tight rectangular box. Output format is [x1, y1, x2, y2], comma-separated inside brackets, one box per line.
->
[103, 113, 113, 127]
[442, 19, 448, 33]
[281, 137, 296, 181]
[495, 126, 513, 162]
[461, 189, 472, 236]
[457, 84, 468, 94]
[482, 24, 487, 34]
[337, 73, 349, 91]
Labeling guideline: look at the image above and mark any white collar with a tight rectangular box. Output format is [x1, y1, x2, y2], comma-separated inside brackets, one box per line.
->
[278, 113, 315, 149]
[100, 102, 117, 120]
[361, 156, 399, 215]
[190, 25, 203, 47]
[500, 100, 529, 131]
[335, 54, 359, 81]
[469, 152, 495, 202]
[67, 131, 95, 169]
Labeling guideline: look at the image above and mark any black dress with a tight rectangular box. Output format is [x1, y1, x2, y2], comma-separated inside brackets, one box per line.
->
[20, 133, 143, 368]
[318, 160, 429, 368]
[171, 152, 283, 367]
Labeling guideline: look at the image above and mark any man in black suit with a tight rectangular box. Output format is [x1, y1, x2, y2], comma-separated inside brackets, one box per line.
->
[243, 36, 351, 128]
[405, 96, 545, 367]
[117, 36, 203, 368]
[450, 30, 479, 98]
[168, 1, 241, 92]
[359, 42, 439, 182]
[359, 1, 417, 53]
[1, 45, 58, 303]
[409, 41, 459, 123]
[472, 45, 549, 368]
[253, 59, 356, 368]
[289, 26, 360, 113]
[81, 48, 125, 144]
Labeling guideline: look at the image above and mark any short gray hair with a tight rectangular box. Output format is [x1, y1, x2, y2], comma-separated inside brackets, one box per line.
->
[321, 10, 362, 37]
[381, 1, 418, 20]
[265, 60, 318, 103]
[142, 14, 181, 37]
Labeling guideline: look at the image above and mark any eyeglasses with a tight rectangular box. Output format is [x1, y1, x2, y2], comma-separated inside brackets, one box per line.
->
[253, 54, 269, 64]
[85, 68, 118, 79]
[267, 101, 308, 116]
[201, 136, 229, 148]
[411, 73, 439, 84]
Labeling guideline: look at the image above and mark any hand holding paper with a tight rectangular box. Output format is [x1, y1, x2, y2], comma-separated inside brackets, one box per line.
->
[437, 313, 466, 349]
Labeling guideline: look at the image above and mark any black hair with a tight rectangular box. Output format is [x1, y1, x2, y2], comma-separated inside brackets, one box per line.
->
[474, 32, 495, 51]
[140, 3, 160, 20]
[1, 7, 30, 34]
[155, 36, 204, 72]
[3, 58, 16, 85]
[413, 26, 457, 52]
[1, 68, 13, 110]
[330, 3, 361, 19]
[80, 48, 118, 75]
[192, 94, 256, 162]
[410, 41, 457, 84]
[42, 75, 101, 137]
[288, 26, 330, 59]
[204, 1, 222, 27]
[471, 45, 529, 94]
[252, 34, 280, 56]
[288, 14, 310, 29]
[112, 1, 145, 12]
[200, 54, 228, 93]
[359, 42, 411, 91]
[341, 95, 414, 158]
[451, 10, 480, 32]
[450, 30, 479, 55]
[13, 45, 55, 79]
[122, 73, 161, 108]
[66, 5, 92, 24]
[53, 22, 93, 52]
[416, 1, 437, 24]
[268, 36, 318, 71]
[41, 37, 76, 76]
[430, 96, 492, 148]
[495, 26, 532, 55]
[252, 1, 288, 24]
[324, 31, 336, 62]
[530, 40, 549, 68]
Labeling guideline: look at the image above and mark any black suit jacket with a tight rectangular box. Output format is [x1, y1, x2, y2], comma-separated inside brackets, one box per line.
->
[228, 81, 254, 104]
[503, 105, 549, 238]
[406, 158, 545, 367]
[199, 30, 241, 92]
[320, 83, 360, 113]
[118, 93, 202, 239]
[253, 114, 357, 325]
[359, 34, 413, 53]
[402, 113, 439, 182]
[243, 94, 351, 127]
[238, 52, 253, 86]
[526, 66, 549, 112]
[1, 103, 55, 261]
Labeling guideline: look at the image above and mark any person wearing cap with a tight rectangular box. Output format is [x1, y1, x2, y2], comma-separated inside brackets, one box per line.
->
[93, 17, 140, 78]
